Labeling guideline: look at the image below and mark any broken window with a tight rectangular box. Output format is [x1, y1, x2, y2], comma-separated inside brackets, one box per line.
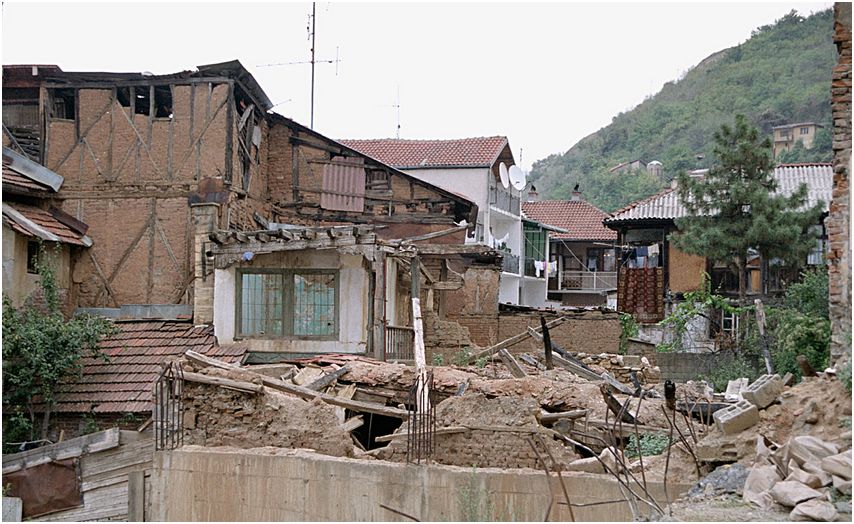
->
[26, 241, 40, 274]
[133, 87, 150, 116]
[237, 269, 338, 338]
[116, 87, 131, 108]
[153, 85, 172, 118]
[49, 88, 75, 120]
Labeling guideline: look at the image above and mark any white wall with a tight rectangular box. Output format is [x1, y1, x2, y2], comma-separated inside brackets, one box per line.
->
[499, 273, 519, 305]
[213, 250, 369, 354]
[401, 167, 488, 208]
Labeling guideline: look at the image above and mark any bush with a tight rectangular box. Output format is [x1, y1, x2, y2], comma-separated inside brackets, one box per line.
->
[624, 433, 671, 459]
[699, 351, 762, 392]
[619, 313, 639, 354]
[769, 308, 830, 380]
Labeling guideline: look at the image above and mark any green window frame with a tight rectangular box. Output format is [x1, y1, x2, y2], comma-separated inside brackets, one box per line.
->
[236, 268, 339, 340]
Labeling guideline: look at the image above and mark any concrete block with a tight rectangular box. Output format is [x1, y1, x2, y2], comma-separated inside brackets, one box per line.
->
[741, 374, 783, 409]
[2, 498, 22, 522]
[770, 480, 823, 507]
[724, 378, 749, 401]
[713, 400, 759, 435]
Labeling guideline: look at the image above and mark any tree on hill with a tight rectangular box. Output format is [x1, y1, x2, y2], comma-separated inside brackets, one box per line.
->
[670, 115, 824, 302]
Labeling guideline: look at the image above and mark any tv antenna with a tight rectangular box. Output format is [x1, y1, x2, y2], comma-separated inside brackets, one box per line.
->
[377, 85, 401, 138]
[256, 2, 342, 129]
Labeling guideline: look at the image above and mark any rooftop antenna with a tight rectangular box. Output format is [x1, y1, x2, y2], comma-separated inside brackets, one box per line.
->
[256, 2, 342, 129]
[395, 86, 401, 138]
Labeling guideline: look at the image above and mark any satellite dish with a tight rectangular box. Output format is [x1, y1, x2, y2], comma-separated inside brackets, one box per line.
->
[508, 165, 526, 190]
[499, 162, 510, 189]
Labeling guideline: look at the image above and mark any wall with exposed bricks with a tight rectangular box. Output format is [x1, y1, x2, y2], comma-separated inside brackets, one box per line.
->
[498, 309, 621, 356]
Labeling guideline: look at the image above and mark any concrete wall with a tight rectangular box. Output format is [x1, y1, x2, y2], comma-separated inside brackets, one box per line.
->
[213, 250, 369, 353]
[150, 446, 688, 522]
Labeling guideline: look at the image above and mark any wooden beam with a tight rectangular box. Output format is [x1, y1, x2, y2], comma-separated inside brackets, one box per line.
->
[519, 353, 546, 371]
[2, 428, 120, 474]
[599, 384, 637, 424]
[424, 280, 463, 291]
[182, 371, 264, 394]
[463, 316, 568, 364]
[184, 351, 409, 419]
[537, 410, 588, 425]
[374, 426, 469, 443]
[341, 415, 364, 433]
[541, 315, 554, 370]
[497, 348, 527, 378]
[305, 366, 350, 391]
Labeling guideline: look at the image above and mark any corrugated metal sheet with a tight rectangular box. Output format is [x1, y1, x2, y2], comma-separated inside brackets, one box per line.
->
[321, 156, 366, 212]
[606, 163, 833, 224]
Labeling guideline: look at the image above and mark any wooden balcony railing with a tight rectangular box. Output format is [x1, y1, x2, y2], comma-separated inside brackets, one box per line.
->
[385, 325, 415, 361]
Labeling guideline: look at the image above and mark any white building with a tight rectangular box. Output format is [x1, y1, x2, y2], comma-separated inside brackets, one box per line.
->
[340, 136, 537, 305]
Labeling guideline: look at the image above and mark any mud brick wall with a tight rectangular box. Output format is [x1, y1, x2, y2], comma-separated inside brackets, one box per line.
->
[181, 377, 353, 458]
[498, 309, 621, 356]
[829, 2, 852, 366]
[378, 394, 578, 469]
[574, 353, 661, 385]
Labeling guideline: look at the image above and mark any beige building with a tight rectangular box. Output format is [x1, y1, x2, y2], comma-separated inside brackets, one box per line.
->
[772, 122, 823, 158]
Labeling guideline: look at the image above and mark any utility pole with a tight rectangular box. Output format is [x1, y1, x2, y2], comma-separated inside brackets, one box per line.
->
[310, 2, 316, 129]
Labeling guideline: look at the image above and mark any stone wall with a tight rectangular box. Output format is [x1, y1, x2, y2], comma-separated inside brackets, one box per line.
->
[574, 352, 661, 385]
[829, 2, 852, 367]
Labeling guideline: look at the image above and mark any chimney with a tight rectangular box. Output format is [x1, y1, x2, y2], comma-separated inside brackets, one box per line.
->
[191, 203, 220, 324]
[526, 184, 539, 202]
[570, 183, 582, 201]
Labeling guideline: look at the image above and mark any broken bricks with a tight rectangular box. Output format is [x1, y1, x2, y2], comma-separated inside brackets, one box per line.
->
[713, 399, 759, 435]
[741, 373, 783, 409]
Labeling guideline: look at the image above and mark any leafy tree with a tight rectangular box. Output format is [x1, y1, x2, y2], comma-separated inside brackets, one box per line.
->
[2, 244, 116, 444]
[670, 115, 824, 302]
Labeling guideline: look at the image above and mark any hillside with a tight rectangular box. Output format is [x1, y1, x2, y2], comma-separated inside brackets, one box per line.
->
[530, 9, 835, 212]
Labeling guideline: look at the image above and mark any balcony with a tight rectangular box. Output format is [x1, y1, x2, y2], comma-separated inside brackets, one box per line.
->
[489, 186, 520, 216]
[559, 271, 617, 292]
[501, 252, 520, 274]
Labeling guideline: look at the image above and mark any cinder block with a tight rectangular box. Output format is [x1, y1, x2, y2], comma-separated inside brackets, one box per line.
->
[713, 399, 759, 435]
[741, 374, 783, 409]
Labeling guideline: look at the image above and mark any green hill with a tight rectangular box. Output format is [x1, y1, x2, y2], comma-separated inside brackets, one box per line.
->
[530, 9, 835, 212]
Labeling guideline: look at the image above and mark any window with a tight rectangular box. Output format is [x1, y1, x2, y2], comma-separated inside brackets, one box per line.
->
[523, 225, 547, 277]
[117, 87, 131, 108]
[26, 241, 40, 274]
[153, 86, 172, 118]
[807, 238, 826, 266]
[720, 310, 739, 340]
[50, 88, 76, 120]
[237, 269, 338, 338]
[800, 127, 810, 135]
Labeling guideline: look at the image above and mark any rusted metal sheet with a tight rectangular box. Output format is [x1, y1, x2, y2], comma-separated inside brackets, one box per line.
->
[321, 156, 365, 212]
[4, 458, 82, 519]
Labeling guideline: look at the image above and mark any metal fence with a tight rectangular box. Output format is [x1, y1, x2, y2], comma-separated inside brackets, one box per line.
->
[385, 325, 415, 361]
[154, 362, 184, 451]
[489, 186, 520, 215]
[560, 270, 617, 291]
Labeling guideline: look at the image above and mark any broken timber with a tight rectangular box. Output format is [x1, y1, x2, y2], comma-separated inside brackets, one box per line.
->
[184, 351, 409, 419]
[599, 384, 637, 424]
[497, 349, 527, 378]
[537, 410, 588, 424]
[374, 426, 469, 443]
[463, 316, 568, 364]
[181, 371, 264, 394]
[305, 366, 350, 391]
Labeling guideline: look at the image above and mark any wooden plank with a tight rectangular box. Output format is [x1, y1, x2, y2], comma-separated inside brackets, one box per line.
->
[464, 316, 568, 364]
[374, 426, 469, 443]
[541, 315, 554, 370]
[184, 351, 410, 419]
[551, 353, 605, 382]
[497, 348, 527, 378]
[599, 384, 637, 424]
[341, 415, 364, 433]
[305, 366, 350, 391]
[537, 409, 588, 424]
[292, 366, 324, 386]
[127, 470, 144, 522]
[182, 370, 263, 394]
[2, 428, 120, 473]
[519, 353, 546, 371]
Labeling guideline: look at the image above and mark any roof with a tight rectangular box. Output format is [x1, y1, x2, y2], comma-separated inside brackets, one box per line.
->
[522, 199, 616, 241]
[338, 137, 510, 169]
[51, 321, 246, 414]
[772, 122, 824, 130]
[2, 147, 64, 193]
[609, 159, 646, 173]
[605, 163, 834, 225]
[2, 203, 92, 247]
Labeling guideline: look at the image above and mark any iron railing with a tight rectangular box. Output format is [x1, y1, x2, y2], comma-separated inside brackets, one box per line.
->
[560, 270, 618, 291]
[385, 325, 415, 361]
[489, 186, 520, 216]
[406, 371, 437, 464]
[154, 361, 184, 451]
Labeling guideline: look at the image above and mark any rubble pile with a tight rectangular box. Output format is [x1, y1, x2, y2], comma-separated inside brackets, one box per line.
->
[574, 352, 662, 385]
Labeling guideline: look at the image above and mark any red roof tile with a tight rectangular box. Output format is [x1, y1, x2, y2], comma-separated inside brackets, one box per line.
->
[522, 200, 616, 241]
[2, 164, 52, 193]
[2, 203, 90, 246]
[50, 320, 246, 414]
[339, 137, 509, 168]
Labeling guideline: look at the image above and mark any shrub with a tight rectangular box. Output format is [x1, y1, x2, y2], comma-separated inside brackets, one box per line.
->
[699, 351, 761, 392]
[624, 433, 671, 459]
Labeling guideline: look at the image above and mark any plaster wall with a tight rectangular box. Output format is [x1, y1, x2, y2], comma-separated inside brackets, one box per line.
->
[213, 250, 368, 353]
[1, 225, 73, 307]
[150, 446, 688, 522]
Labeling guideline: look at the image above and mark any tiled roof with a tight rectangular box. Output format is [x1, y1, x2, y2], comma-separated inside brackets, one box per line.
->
[338, 137, 509, 168]
[606, 163, 834, 224]
[51, 321, 246, 414]
[522, 199, 616, 241]
[2, 203, 91, 246]
[2, 163, 52, 193]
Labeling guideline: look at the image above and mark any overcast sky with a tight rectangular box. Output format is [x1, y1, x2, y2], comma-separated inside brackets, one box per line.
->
[1, 1, 833, 170]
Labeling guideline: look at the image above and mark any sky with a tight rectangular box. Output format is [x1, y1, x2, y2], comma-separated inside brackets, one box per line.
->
[1, 1, 834, 171]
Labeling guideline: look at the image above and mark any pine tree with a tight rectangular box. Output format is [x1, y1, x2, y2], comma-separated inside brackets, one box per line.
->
[670, 114, 824, 302]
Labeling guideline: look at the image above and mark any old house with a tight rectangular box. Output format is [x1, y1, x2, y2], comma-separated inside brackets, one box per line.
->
[603, 163, 833, 349]
[772, 122, 825, 158]
[338, 137, 531, 305]
[2, 146, 92, 311]
[522, 191, 618, 308]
